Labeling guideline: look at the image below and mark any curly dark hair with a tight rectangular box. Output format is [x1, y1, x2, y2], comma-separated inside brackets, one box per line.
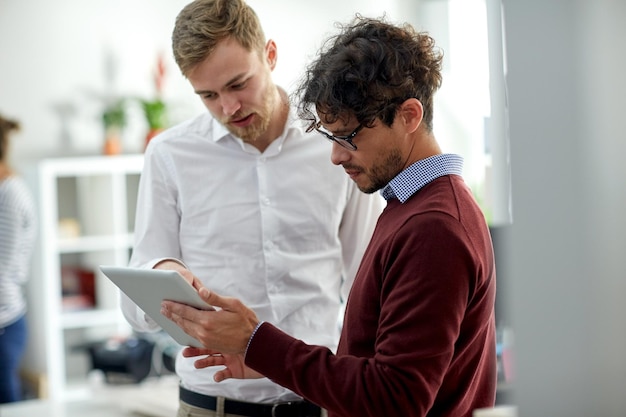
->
[295, 16, 443, 132]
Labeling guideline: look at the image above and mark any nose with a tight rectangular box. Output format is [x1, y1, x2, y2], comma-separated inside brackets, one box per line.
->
[330, 141, 351, 166]
[220, 94, 241, 117]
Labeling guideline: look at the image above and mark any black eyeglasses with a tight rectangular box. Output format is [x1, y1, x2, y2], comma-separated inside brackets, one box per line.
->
[306, 120, 363, 151]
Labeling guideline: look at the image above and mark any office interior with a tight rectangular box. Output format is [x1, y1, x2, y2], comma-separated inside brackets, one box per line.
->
[1, 0, 625, 416]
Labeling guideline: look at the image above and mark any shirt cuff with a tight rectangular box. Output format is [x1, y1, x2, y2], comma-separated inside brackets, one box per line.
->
[244, 321, 265, 358]
[151, 257, 188, 269]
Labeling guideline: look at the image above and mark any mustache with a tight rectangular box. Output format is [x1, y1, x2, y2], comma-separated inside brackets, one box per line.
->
[227, 112, 250, 123]
[342, 164, 362, 171]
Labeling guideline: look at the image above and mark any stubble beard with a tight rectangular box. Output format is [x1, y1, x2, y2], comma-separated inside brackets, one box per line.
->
[357, 147, 404, 194]
[221, 84, 275, 142]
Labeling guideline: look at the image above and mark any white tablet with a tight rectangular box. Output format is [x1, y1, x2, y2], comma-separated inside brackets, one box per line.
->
[99, 265, 212, 347]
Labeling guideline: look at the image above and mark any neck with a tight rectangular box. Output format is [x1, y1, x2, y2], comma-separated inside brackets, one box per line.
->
[402, 131, 442, 169]
[254, 87, 289, 153]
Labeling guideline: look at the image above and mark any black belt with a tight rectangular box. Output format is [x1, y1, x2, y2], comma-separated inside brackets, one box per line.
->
[179, 386, 321, 417]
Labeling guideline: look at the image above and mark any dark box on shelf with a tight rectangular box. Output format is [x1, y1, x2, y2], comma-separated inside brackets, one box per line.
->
[85, 337, 154, 384]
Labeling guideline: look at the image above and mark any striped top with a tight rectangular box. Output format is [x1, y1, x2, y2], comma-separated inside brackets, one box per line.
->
[0, 175, 37, 327]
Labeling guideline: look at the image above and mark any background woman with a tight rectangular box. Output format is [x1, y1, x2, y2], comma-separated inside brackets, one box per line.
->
[0, 113, 37, 403]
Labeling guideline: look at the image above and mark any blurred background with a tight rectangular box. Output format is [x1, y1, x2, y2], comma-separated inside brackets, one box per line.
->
[1, 0, 625, 416]
[0, 0, 510, 225]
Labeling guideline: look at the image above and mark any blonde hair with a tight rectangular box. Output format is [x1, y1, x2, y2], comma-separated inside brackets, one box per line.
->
[172, 0, 266, 77]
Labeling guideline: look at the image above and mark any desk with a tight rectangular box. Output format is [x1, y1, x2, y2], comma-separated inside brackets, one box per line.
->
[0, 398, 133, 417]
[474, 405, 518, 417]
[0, 375, 179, 417]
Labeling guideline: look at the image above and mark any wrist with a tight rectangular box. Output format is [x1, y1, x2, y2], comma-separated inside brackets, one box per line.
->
[244, 321, 264, 358]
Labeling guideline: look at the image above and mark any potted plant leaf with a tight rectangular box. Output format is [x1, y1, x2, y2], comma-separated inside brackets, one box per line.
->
[141, 53, 169, 149]
[140, 98, 168, 147]
[102, 98, 127, 155]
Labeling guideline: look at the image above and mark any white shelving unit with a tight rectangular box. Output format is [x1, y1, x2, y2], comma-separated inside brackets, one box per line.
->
[21, 154, 144, 401]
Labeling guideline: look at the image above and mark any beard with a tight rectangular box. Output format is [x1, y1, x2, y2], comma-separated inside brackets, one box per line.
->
[219, 83, 275, 142]
[355, 147, 404, 194]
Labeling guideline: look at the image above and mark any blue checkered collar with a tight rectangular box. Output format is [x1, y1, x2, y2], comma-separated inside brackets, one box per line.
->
[380, 153, 464, 202]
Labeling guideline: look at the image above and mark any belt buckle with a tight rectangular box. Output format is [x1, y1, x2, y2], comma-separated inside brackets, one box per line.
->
[271, 401, 295, 417]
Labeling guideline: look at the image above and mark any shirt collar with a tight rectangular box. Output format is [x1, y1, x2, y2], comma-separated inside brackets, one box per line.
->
[211, 116, 231, 143]
[380, 153, 464, 202]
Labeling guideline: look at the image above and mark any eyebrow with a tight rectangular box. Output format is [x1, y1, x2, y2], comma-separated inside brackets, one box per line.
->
[194, 73, 248, 96]
[327, 125, 357, 136]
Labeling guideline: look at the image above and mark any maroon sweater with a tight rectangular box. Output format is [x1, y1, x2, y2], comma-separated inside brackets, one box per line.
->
[246, 175, 497, 417]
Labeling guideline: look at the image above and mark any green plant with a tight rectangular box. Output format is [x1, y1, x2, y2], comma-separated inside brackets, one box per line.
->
[140, 98, 168, 130]
[102, 99, 127, 130]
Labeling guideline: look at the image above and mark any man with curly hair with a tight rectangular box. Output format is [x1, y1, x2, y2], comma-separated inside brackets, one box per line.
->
[122, 1, 383, 416]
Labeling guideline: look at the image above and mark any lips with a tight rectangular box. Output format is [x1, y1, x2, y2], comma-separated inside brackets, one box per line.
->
[344, 169, 361, 180]
[230, 113, 254, 128]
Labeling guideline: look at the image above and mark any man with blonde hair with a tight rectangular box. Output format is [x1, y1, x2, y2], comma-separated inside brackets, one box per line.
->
[121, 1, 382, 416]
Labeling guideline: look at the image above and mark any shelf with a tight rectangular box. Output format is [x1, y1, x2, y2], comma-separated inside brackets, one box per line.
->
[41, 154, 144, 178]
[22, 154, 144, 401]
[58, 234, 134, 253]
[61, 382, 93, 402]
[61, 308, 124, 329]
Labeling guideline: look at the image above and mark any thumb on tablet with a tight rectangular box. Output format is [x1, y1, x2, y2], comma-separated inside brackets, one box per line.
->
[198, 287, 233, 311]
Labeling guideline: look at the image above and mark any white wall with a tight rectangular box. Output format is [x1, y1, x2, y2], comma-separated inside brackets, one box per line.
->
[0, 0, 192, 159]
[4, 1, 509, 220]
[503, 0, 626, 415]
[0, 0, 402, 162]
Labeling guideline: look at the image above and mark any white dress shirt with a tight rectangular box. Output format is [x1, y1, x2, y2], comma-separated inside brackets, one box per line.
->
[121, 109, 383, 403]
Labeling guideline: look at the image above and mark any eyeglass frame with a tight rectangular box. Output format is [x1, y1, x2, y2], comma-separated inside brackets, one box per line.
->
[306, 120, 363, 151]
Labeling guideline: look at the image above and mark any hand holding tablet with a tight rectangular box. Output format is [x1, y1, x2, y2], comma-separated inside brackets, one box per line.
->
[99, 265, 213, 347]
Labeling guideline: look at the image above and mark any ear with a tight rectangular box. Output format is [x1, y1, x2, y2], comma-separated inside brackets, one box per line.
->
[398, 98, 423, 134]
[264, 39, 278, 71]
